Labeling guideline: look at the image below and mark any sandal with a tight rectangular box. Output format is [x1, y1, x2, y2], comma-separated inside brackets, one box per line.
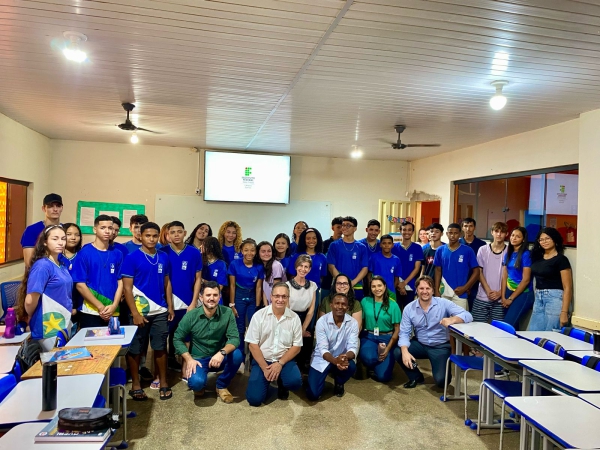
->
[159, 386, 173, 400]
[150, 380, 160, 390]
[129, 389, 148, 402]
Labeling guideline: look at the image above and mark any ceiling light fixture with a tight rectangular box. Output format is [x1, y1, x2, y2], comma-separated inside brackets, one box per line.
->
[489, 80, 508, 110]
[350, 147, 363, 159]
[62, 31, 87, 62]
[130, 131, 139, 144]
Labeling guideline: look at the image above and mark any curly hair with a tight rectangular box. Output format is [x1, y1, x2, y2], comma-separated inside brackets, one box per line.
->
[531, 227, 565, 261]
[218, 221, 242, 253]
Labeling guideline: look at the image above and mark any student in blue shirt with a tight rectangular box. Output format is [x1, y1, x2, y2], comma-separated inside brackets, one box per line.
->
[433, 223, 479, 311]
[288, 228, 328, 289]
[460, 218, 487, 311]
[125, 214, 149, 254]
[358, 219, 381, 261]
[392, 221, 424, 310]
[201, 237, 229, 295]
[327, 216, 369, 301]
[273, 233, 292, 276]
[368, 234, 401, 300]
[228, 238, 265, 372]
[123, 222, 174, 401]
[160, 221, 202, 372]
[321, 217, 343, 299]
[63, 223, 83, 325]
[109, 216, 129, 260]
[217, 221, 242, 266]
[21, 193, 63, 267]
[18, 224, 73, 351]
[186, 222, 212, 254]
[290, 221, 308, 255]
[72, 215, 124, 329]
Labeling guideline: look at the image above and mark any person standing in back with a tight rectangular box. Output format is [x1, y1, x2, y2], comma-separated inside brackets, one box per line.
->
[21, 193, 63, 267]
[392, 221, 424, 311]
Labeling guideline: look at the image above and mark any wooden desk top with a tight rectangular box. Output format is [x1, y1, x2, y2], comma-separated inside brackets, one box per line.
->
[21, 345, 121, 379]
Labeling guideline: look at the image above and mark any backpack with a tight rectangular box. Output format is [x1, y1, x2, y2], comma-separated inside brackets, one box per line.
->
[16, 338, 42, 373]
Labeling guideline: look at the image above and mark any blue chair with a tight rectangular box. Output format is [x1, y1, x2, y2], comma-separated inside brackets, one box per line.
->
[0, 281, 21, 321]
[0, 374, 17, 403]
[582, 355, 600, 371]
[560, 326, 594, 343]
[533, 338, 566, 358]
[490, 320, 516, 335]
[93, 393, 106, 408]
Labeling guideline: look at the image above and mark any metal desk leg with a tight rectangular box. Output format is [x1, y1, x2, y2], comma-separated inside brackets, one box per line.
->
[519, 418, 528, 450]
[483, 355, 494, 425]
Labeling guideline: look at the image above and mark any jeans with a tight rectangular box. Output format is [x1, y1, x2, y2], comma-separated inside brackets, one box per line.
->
[528, 289, 564, 331]
[246, 360, 303, 406]
[359, 332, 395, 382]
[306, 360, 357, 400]
[503, 288, 534, 331]
[187, 349, 243, 391]
[234, 286, 257, 358]
[394, 339, 451, 388]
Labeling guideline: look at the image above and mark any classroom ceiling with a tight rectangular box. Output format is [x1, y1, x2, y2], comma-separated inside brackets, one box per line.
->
[1, 0, 600, 161]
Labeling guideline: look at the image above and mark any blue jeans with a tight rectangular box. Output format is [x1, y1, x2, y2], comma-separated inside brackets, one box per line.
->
[503, 288, 534, 331]
[394, 340, 451, 388]
[528, 289, 564, 331]
[187, 349, 243, 391]
[234, 286, 257, 358]
[306, 360, 357, 400]
[246, 360, 303, 406]
[359, 332, 395, 382]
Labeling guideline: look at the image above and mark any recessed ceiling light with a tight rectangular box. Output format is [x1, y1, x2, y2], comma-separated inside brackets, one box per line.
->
[62, 31, 87, 62]
[490, 80, 508, 110]
[350, 147, 363, 159]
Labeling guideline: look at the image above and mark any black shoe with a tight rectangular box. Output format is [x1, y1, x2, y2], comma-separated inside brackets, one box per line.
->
[168, 358, 182, 372]
[139, 366, 153, 381]
[403, 376, 425, 389]
[333, 383, 345, 397]
[277, 379, 289, 400]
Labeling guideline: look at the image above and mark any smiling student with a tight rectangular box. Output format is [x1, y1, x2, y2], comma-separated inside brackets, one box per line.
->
[72, 215, 124, 329]
[368, 234, 401, 300]
[421, 223, 445, 279]
[358, 219, 381, 260]
[256, 241, 284, 306]
[288, 228, 328, 289]
[218, 221, 242, 265]
[273, 233, 292, 276]
[290, 221, 308, 254]
[21, 193, 63, 267]
[186, 223, 212, 254]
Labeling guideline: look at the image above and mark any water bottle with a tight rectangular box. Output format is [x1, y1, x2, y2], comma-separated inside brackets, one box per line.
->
[42, 361, 58, 411]
[108, 316, 120, 335]
[3, 307, 16, 339]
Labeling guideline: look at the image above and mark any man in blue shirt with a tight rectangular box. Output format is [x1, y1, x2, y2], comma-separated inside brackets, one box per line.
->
[459, 218, 487, 311]
[327, 216, 369, 300]
[395, 275, 473, 388]
[358, 219, 381, 260]
[391, 221, 424, 310]
[21, 193, 63, 267]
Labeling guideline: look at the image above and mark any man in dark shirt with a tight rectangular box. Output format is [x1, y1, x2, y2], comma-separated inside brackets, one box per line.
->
[459, 218, 486, 311]
[421, 223, 445, 278]
[321, 216, 343, 297]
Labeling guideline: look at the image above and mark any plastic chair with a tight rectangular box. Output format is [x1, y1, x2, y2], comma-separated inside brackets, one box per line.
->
[582, 355, 600, 371]
[0, 281, 21, 321]
[0, 374, 17, 403]
[533, 338, 566, 358]
[560, 326, 594, 343]
[93, 393, 106, 408]
[490, 320, 516, 335]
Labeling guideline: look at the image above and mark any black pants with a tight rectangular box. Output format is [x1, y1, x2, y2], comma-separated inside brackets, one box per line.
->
[294, 310, 313, 371]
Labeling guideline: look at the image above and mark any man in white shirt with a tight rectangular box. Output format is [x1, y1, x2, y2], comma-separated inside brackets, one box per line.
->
[245, 282, 303, 406]
[306, 293, 359, 400]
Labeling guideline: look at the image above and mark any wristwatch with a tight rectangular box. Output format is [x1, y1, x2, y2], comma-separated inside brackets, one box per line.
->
[229, 303, 235, 308]
[219, 349, 227, 357]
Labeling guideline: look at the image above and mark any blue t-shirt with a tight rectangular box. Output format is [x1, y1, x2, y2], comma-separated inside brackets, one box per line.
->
[368, 252, 401, 295]
[288, 253, 328, 288]
[290, 241, 299, 255]
[121, 249, 171, 316]
[227, 259, 264, 290]
[112, 242, 129, 260]
[202, 259, 229, 287]
[71, 244, 123, 315]
[21, 221, 46, 248]
[391, 242, 424, 291]
[358, 238, 381, 261]
[326, 239, 369, 288]
[27, 258, 73, 340]
[222, 245, 242, 266]
[125, 240, 162, 254]
[160, 244, 202, 309]
[504, 250, 532, 292]
[278, 256, 292, 274]
[433, 244, 478, 298]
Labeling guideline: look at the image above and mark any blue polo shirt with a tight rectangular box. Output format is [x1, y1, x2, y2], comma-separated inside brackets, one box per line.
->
[391, 242, 424, 291]
[71, 243, 123, 315]
[160, 244, 202, 309]
[125, 240, 162, 254]
[121, 249, 171, 316]
[227, 259, 264, 290]
[368, 252, 401, 296]
[20, 221, 47, 248]
[326, 239, 369, 288]
[433, 244, 478, 298]
[111, 242, 129, 260]
[288, 252, 328, 288]
[222, 245, 242, 266]
[358, 238, 381, 261]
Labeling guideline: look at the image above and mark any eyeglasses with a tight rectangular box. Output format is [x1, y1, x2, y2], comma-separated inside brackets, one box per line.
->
[341, 224, 355, 228]
[538, 238, 553, 243]
[336, 281, 349, 286]
[271, 294, 289, 300]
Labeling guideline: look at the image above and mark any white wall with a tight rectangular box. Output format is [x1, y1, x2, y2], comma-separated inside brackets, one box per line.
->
[0, 113, 52, 282]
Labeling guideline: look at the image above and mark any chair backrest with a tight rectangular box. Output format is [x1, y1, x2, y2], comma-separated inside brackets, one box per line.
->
[491, 320, 516, 335]
[560, 326, 594, 343]
[0, 374, 17, 403]
[0, 281, 21, 320]
[582, 355, 600, 371]
[534, 337, 566, 358]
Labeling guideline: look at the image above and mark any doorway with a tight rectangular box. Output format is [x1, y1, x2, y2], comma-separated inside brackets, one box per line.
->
[417, 200, 441, 230]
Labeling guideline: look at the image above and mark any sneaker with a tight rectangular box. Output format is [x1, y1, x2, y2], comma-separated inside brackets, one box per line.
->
[139, 367, 153, 381]
[216, 388, 234, 403]
[237, 363, 245, 374]
[333, 383, 345, 397]
[168, 358, 182, 372]
[495, 369, 510, 378]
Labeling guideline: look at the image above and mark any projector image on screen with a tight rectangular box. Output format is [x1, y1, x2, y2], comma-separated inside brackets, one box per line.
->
[204, 151, 291, 204]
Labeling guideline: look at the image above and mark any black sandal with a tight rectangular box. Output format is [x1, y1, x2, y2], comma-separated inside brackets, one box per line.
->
[159, 387, 173, 400]
[129, 388, 148, 401]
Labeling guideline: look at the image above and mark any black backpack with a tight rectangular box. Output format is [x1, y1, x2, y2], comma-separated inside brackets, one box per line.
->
[16, 338, 42, 373]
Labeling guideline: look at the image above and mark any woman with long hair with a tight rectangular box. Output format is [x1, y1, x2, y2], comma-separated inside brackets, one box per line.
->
[290, 221, 308, 254]
[289, 228, 327, 289]
[255, 241, 284, 306]
[359, 276, 401, 382]
[62, 223, 83, 324]
[273, 233, 292, 276]
[319, 273, 363, 329]
[528, 227, 573, 331]
[501, 227, 534, 330]
[218, 221, 242, 265]
[186, 223, 212, 253]
[17, 225, 73, 351]
[201, 237, 228, 299]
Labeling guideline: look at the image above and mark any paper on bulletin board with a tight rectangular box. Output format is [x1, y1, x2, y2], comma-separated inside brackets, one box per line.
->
[77, 201, 145, 236]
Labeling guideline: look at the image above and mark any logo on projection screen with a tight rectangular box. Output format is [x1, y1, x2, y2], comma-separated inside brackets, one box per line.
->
[242, 166, 255, 189]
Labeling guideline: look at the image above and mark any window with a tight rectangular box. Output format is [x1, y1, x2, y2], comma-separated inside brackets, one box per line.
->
[0, 178, 28, 265]
[454, 166, 578, 247]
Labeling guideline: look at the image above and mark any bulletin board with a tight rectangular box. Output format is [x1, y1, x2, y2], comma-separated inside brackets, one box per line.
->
[76, 201, 146, 236]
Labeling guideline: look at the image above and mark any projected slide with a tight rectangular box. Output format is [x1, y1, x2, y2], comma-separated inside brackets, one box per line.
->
[546, 173, 578, 215]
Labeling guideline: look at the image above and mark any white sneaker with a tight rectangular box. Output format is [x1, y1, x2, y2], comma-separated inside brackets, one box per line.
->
[237, 363, 245, 374]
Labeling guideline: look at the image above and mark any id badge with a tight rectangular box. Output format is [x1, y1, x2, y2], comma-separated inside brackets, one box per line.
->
[374, 327, 380, 336]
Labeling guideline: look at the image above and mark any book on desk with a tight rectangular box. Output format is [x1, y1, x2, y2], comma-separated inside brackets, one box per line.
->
[35, 417, 110, 442]
[47, 347, 93, 363]
[84, 327, 126, 340]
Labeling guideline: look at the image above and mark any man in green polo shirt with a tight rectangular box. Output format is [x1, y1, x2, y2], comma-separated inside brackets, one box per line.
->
[174, 281, 241, 403]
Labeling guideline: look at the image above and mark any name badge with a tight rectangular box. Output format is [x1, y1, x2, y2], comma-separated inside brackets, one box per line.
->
[110, 263, 115, 274]
[374, 327, 380, 336]
[182, 261, 188, 270]
[352, 252, 357, 260]
[458, 255, 464, 263]
[409, 255, 413, 261]
[158, 263, 163, 274]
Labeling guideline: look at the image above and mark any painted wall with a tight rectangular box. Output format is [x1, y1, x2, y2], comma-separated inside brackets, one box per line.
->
[0, 113, 52, 282]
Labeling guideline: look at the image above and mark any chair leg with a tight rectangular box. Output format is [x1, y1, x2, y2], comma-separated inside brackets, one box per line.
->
[500, 400, 505, 450]
[477, 382, 485, 436]
[122, 385, 127, 442]
[443, 357, 450, 401]
[463, 368, 470, 421]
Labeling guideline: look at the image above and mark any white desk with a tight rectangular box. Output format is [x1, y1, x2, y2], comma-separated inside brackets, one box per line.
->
[566, 349, 597, 363]
[505, 396, 600, 450]
[66, 326, 137, 348]
[580, 393, 600, 409]
[0, 326, 31, 345]
[516, 330, 593, 351]
[519, 359, 600, 396]
[449, 322, 517, 340]
[0, 374, 104, 426]
[0, 422, 110, 449]
[0, 345, 19, 373]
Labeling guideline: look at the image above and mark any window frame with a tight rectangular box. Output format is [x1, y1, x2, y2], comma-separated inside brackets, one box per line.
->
[0, 177, 29, 266]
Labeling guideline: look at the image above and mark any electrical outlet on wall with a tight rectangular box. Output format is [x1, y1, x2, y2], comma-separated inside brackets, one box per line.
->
[195, 188, 201, 196]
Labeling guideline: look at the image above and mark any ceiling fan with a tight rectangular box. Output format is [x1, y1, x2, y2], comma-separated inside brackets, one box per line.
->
[381, 125, 440, 150]
[117, 103, 161, 133]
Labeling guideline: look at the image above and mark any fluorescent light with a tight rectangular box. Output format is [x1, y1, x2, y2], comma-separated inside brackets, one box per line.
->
[490, 80, 508, 110]
[130, 132, 139, 144]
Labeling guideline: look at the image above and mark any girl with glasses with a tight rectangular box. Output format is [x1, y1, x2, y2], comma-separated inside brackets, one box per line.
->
[319, 273, 363, 330]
